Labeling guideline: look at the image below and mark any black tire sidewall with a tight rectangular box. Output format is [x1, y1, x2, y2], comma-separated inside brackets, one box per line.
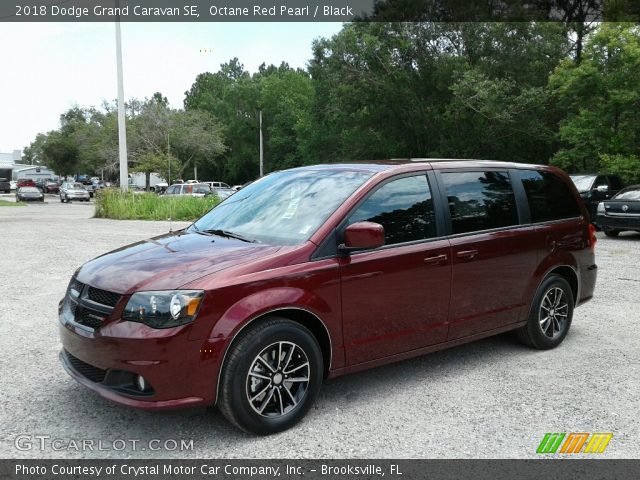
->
[223, 321, 323, 435]
[528, 275, 574, 349]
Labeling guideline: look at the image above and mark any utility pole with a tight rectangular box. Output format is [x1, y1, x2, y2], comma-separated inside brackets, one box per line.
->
[115, 10, 128, 192]
[259, 109, 264, 177]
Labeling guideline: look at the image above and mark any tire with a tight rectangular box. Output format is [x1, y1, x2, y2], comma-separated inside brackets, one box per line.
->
[517, 274, 574, 350]
[218, 317, 323, 435]
[604, 228, 620, 238]
[60, 196, 65, 203]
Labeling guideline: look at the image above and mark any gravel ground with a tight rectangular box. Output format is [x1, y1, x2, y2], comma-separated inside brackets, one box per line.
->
[0, 198, 638, 459]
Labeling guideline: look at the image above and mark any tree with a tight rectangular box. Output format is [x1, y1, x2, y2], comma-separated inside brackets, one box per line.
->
[42, 130, 79, 177]
[130, 94, 226, 186]
[550, 23, 640, 178]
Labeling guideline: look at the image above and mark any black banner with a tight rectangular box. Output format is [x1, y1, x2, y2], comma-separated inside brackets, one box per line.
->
[2, 0, 640, 22]
[1, 460, 639, 480]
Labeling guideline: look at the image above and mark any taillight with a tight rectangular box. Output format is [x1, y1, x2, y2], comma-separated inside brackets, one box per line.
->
[588, 223, 597, 249]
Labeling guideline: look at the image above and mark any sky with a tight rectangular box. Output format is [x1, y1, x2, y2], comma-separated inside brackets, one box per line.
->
[0, 22, 343, 153]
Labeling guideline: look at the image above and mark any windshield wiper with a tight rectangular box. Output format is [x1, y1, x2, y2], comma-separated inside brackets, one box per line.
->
[202, 229, 259, 243]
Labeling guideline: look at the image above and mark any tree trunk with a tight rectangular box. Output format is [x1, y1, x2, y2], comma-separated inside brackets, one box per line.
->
[145, 171, 151, 191]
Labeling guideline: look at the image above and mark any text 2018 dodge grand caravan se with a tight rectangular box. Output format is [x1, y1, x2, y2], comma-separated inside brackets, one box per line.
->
[59, 160, 597, 434]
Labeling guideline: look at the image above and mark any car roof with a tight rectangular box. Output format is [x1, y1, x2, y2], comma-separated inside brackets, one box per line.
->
[289, 159, 546, 175]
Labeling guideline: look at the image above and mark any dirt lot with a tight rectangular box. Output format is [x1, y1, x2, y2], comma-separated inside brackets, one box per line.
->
[1, 199, 638, 458]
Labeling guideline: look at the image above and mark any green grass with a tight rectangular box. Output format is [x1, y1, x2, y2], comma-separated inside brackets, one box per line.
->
[0, 199, 25, 207]
[94, 189, 220, 221]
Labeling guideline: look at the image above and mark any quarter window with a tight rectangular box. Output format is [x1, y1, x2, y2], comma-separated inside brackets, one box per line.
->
[441, 171, 518, 234]
[520, 170, 581, 222]
[347, 175, 436, 245]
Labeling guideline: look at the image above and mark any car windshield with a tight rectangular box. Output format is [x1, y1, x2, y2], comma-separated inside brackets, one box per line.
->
[190, 169, 373, 245]
[614, 187, 640, 201]
[569, 175, 596, 192]
[72, 183, 85, 189]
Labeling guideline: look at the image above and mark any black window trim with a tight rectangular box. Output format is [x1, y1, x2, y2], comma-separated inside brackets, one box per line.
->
[311, 166, 586, 259]
[310, 170, 446, 260]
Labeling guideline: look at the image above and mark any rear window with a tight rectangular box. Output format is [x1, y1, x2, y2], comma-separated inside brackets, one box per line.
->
[520, 170, 581, 222]
[441, 171, 519, 234]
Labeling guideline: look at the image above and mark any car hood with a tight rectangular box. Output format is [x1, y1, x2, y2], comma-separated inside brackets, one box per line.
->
[75, 231, 284, 294]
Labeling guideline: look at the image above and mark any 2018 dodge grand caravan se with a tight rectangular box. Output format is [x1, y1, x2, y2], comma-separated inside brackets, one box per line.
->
[59, 160, 597, 434]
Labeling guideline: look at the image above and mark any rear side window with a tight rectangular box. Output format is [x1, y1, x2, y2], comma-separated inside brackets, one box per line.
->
[441, 171, 518, 234]
[347, 175, 436, 245]
[520, 170, 581, 222]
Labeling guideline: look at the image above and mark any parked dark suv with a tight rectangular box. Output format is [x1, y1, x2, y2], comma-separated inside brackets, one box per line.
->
[569, 174, 623, 222]
[59, 160, 597, 434]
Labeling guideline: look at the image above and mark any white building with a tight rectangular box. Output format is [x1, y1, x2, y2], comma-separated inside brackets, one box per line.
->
[0, 150, 22, 165]
[0, 150, 56, 181]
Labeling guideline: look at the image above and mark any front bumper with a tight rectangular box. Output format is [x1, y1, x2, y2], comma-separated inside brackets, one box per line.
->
[58, 307, 225, 410]
[66, 193, 90, 199]
[596, 214, 640, 231]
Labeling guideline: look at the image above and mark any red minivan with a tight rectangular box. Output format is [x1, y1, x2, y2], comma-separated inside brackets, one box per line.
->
[59, 160, 597, 434]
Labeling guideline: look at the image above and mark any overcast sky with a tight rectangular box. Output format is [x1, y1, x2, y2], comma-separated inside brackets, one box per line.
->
[0, 22, 343, 153]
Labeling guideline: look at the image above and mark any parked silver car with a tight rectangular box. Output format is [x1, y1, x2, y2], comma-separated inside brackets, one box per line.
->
[60, 182, 90, 203]
[163, 183, 212, 197]
[212, 187, 236, 200]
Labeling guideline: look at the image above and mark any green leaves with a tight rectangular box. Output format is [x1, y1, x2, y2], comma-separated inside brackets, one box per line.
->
[550, 24, 640, 175]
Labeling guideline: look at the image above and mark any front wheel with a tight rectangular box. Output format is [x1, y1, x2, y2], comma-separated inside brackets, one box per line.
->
[517, 274, 574, 350]
[604, 228, 620, 238]
[218, 317, 324, 435]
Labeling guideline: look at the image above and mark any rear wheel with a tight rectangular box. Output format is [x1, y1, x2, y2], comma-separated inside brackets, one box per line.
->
[218, 317, 323, 435]
[604, 228, 620, 238]
[517, 274, 574, 350]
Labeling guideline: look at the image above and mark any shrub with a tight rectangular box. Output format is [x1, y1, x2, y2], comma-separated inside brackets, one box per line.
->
[94, 189, 219, 221]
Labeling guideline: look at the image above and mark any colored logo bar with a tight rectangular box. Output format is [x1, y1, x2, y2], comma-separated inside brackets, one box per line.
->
[537, 433, 612, 454]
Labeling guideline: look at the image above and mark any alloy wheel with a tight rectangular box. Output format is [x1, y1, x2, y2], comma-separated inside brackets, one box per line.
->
[539, 287, 568, 338]
[246, 341, 310, 418]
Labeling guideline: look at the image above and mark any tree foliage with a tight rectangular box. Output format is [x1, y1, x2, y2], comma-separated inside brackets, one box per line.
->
[26, 22, 640, 187]
[550, 23, 640, 181]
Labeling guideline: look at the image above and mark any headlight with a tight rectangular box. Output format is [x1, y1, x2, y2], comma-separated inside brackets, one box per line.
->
[597, 202, 605, 213]
[122, 290, 204, 328]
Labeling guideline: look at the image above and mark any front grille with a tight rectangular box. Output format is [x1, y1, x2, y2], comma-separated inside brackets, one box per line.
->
[68, 278, 84, 296]
[75, 310, 105, 329]
[64, 351, 106, 383]
[87, 287, 121, 308]
[64, 277, 122, 331]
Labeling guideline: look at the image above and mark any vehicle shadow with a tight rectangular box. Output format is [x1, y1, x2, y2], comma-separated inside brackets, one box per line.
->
[42, 330, 542, 451]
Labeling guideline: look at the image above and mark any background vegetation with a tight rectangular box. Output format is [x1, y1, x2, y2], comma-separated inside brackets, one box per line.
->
[24, 22, 640, 186]
[94, 189, 219, 221]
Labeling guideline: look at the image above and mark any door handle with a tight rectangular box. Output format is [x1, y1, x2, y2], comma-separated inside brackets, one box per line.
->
[424, 254, 448, 265]
[455, 249, 478, 260]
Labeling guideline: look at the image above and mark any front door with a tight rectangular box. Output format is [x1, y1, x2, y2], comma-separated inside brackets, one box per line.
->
[340, 174, 451, 365]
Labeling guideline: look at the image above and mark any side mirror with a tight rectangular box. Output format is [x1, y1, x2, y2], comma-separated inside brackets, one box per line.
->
[339, 221, 385, 254]
[595, 185, 609, 193]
